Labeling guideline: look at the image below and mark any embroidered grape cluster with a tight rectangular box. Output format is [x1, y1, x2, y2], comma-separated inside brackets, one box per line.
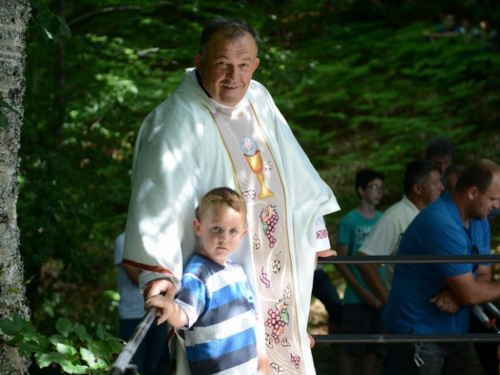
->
[261, 204, 279, 249]
[265, 309, 286, 343]
[291, 354, 300, 369]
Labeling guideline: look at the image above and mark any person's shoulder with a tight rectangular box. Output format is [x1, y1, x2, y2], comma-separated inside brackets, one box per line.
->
[471, 218, 491, 233]
[408, 199, 451, 235]
[226, 259, 247, 277]
[183, 254, 208, 274]
[248, 79, 272, 100]
[153, 89, 206, 116]
[340, 208, 359, 221]
[378, 198, 407, 219]
[417, 196, 450, 222]
[249, 78, 267, 90]
[226, 258, 241, 268]
[147, 70, 209, 116]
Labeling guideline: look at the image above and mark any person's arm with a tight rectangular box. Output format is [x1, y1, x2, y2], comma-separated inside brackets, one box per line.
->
[430, 289, 461, 314]
[444, 267, 500, 306]
[475, 264, 492, 282]
[356, 259, 390, 304]
[313, 216, 337, 268]
[335, 244, 382, 309]
[122, 264, 139, 285]
[430, 266, 492, 314]
[355, 215, 398, 304]
[145, 294, 188, 328]
[124, 95, 212, 300]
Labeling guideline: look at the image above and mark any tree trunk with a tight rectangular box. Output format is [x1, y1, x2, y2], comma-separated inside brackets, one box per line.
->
[0, 0, 31, 374]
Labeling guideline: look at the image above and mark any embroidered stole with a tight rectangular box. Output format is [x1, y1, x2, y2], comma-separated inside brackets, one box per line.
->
[211, 102, 306, 374]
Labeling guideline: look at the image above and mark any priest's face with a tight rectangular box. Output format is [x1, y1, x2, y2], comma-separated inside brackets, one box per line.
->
[195, 30, 260, 106]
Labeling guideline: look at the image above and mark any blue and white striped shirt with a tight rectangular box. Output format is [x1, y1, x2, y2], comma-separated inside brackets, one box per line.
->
[175, 254, 258, 375]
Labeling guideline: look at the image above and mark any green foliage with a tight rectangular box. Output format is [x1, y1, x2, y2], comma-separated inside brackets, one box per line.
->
[0, 312, 123, 374]
[30, 1, 72, 43]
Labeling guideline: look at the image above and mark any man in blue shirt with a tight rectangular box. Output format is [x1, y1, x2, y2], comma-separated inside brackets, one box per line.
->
[382, 159, 500, 375]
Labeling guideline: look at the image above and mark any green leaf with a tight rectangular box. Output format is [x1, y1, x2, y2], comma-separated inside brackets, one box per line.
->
[56, 317, 73, 338]
[0, 113, 8, 131]
[56, 342, 77, 357]
[95, 323, 107, 340]
[0, 100, 20, 130]
[35, 351, 67, 368]
[12, 312, 26, 331]
[60, 359, 89, 374]
[18, 340, 46, 355]
[74, 323, 92, 343]
[32, 333, 51, 350]
[80, 347, 96, 367]
[94, 357, 108, 370]
[48, 333, 65, 345]
[105, 339, 123, 354]
[86, 341, 101, 356]
[0, 99, 19, 114]
[0, 317, 18, 336]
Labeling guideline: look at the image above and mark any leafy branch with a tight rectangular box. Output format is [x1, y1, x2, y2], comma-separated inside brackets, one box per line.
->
[30, 0, 72, 43]
[0, 312, 123, 374]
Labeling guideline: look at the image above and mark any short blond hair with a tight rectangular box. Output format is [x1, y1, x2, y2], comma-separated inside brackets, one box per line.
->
[196, 187, 247, 223]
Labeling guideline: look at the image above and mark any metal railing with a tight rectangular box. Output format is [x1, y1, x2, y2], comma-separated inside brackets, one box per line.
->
[312, 254, 500, 343]
[108, 254, 500, 373]
[108, 307, 158, 375]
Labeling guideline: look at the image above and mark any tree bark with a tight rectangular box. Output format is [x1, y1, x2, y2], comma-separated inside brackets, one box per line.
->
[0, 0, 31, 374]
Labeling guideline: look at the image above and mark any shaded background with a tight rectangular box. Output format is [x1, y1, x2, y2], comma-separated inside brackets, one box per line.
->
[17, 0, 500, 373]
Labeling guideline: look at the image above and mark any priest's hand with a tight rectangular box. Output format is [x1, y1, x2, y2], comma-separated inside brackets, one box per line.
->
[308, 332, 315, 348]
[144, 278, 177, 301]
[315, 249, 337, 269]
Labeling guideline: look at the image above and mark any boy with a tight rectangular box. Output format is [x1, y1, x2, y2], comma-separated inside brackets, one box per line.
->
[335, 169, 385, 375]
[146, 187, 263, 375]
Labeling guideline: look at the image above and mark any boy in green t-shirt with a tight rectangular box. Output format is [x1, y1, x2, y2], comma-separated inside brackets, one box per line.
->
[335, 168, 385, 375]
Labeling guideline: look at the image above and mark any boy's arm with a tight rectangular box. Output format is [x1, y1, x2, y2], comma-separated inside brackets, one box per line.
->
[335, 244, 382, 310]
[357, 262, 390, 303]
[146, 295, 188, 328]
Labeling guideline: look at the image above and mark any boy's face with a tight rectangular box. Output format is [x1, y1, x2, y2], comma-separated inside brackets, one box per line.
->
[360, 178, 384, 206]
[193, 205, 248, 266]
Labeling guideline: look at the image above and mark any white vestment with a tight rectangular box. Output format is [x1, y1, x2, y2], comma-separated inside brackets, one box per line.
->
[124, 68, 340, 374]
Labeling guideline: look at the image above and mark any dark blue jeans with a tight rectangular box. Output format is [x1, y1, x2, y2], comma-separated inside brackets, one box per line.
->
[388, 341, 479, 375]
[120, 317, 170, 375]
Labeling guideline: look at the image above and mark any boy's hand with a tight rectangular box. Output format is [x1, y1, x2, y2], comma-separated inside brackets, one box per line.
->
[146, 295, 173, 325]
